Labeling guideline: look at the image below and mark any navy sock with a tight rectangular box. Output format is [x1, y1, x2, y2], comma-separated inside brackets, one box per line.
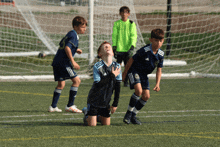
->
[132, 98, 147, 117]
[51, 89, 62, 108]
[67, 87, 78, 107]
[127, 93, 140, 112]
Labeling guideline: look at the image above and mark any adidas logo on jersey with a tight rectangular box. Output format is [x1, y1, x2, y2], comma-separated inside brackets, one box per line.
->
[145, 58, 149, 61]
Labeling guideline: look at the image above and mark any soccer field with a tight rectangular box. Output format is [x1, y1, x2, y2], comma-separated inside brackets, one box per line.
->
[0, 78, 220, 146]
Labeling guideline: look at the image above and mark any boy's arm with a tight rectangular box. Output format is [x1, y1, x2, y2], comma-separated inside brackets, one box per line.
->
[122, 57, 134, 81]
[65, 46, 80, 70]
[130, 23, 137, 48]
[112, 22, 118, 47]
[153, 67, 162, 92]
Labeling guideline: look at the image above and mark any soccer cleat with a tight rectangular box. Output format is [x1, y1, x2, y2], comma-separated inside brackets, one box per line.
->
[82, 107, 88, 125]
[123, 112, 132, 124]
[124, 82, 129, 87]
[48, 106, 62, 112]
[65, 105, 82, 113]
[131, 116, 142, 125]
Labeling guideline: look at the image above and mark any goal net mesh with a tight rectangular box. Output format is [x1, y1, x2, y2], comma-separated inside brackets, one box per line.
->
[0, 0, 219, 79]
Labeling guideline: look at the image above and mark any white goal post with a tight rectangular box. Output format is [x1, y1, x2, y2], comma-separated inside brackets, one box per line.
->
[0, 0, 219, 81]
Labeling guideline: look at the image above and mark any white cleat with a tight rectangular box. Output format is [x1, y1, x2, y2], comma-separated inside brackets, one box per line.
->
[48, 106, 62, 112]
[65, 105, 82, 113]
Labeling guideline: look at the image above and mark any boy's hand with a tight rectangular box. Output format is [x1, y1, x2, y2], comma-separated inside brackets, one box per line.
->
[112, 67, 121, 77]
[76, 49, 82, 54]
[109, 106, 117, 114]
[153, 85, 160, 92]
[73, 63, 80, 70]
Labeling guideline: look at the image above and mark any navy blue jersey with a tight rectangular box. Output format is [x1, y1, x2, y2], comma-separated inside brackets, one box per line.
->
[88, 60, 122, 108]
[52, 30, 79, 67]
[131, 44, 164, 75]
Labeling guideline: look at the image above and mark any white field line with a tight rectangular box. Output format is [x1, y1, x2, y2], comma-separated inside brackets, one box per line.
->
[1, 114, 220, 123]
[0, 110, 220, 123]
[1, 110, 220, 119]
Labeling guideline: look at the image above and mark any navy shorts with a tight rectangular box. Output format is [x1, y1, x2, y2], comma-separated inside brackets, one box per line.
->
[127, 70, 150, 90]
[53, 65, 77, 81]
[87, 104, 110, 118]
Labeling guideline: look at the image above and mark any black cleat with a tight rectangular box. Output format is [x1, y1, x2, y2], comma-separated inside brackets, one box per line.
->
[124, 82, 129, 87]
[123, 112, 132, 124]
[131, 116, 142, 125]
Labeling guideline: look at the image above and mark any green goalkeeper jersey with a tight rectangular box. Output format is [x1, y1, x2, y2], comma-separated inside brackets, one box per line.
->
[112, 19, 137, 52]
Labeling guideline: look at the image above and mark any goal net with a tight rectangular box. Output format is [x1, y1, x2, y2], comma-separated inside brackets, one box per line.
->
[0, 0, 219, 80]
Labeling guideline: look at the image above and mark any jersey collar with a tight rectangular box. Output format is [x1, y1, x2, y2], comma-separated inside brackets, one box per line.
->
[102, 60, 113, 67]
[150, 44, 160, 56]
[120, 18, 129, 23]
[72, 29, 79, 40]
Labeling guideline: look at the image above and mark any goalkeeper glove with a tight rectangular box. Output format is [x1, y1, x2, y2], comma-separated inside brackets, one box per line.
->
[127, 45, 134, 58]
[113, 46, 117, 58]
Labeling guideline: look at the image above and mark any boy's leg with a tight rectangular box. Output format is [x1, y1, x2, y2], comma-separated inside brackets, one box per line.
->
[131, 89, 150, 125]
[65, 76, 82, 113]
[49, 81, 65, 112]
[87, 116, 97, 126]
[123, 83, 142, 124]
[101, 117, 111, 126]
[85, 104, 99, 126]
[123, 53, 131, 87]
[99, 106, 111, 125]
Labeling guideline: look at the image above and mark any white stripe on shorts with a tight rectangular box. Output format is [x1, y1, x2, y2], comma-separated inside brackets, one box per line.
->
[128, 73, 134, 84]
[66, 67, 75, 77]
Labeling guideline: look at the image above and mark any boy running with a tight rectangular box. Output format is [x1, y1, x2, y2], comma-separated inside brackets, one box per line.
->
[123, 29, 165, 125]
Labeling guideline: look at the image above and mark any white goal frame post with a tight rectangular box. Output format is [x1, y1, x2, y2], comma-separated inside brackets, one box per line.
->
[0, 0, 220, 81]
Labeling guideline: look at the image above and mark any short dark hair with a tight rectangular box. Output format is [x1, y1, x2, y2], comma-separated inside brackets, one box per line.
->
[151, 29, 164, 40]
[119, 6, 130, 13]
[72, 16, 87, 28]
[97, 41, 111, 58]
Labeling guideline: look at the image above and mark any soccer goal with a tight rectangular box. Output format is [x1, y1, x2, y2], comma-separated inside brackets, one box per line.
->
[0, 0, 219, 81]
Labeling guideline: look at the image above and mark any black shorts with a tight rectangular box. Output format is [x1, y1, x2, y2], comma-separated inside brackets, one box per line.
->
[127, 70, 150, 90]
[116, 52, 130, 64]
[87, 104, 110, 118]
[53, 65, 77, 81]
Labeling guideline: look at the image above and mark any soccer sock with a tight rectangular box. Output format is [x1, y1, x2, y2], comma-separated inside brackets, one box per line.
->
[132, 98, 147, 117]
[51, 89, 62, 108]
[127, 93, 140, 114]
[67, 87, 78, 107]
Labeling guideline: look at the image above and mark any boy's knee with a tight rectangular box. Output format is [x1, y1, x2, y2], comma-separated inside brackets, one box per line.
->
[135, 89, 142, 96]
[142, 96, 150, 101]
[72, 77, 81, 86]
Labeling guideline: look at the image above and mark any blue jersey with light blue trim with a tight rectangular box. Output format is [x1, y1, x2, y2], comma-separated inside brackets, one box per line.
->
[131, 44, 164, 75]
[52, 30, 79, 66]
[87, 60, 122, 108]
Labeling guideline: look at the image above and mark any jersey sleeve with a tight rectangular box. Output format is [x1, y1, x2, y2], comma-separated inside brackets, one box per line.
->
[130, 22, 137, 48]
[132, 47, 145, 61]
[93, 65, 101, 83]
[157, 49, 164, 68]
[66, 32, 77, 50]
[112, 22, 118, 47]
[116, 64, 122, 81]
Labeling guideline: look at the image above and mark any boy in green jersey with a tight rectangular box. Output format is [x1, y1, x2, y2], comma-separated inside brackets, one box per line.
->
[112, 6, 137, 87]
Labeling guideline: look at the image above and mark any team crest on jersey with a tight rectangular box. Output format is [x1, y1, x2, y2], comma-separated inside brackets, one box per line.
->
[154, 60, 159, 66]
[135, 73, 140, 80]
